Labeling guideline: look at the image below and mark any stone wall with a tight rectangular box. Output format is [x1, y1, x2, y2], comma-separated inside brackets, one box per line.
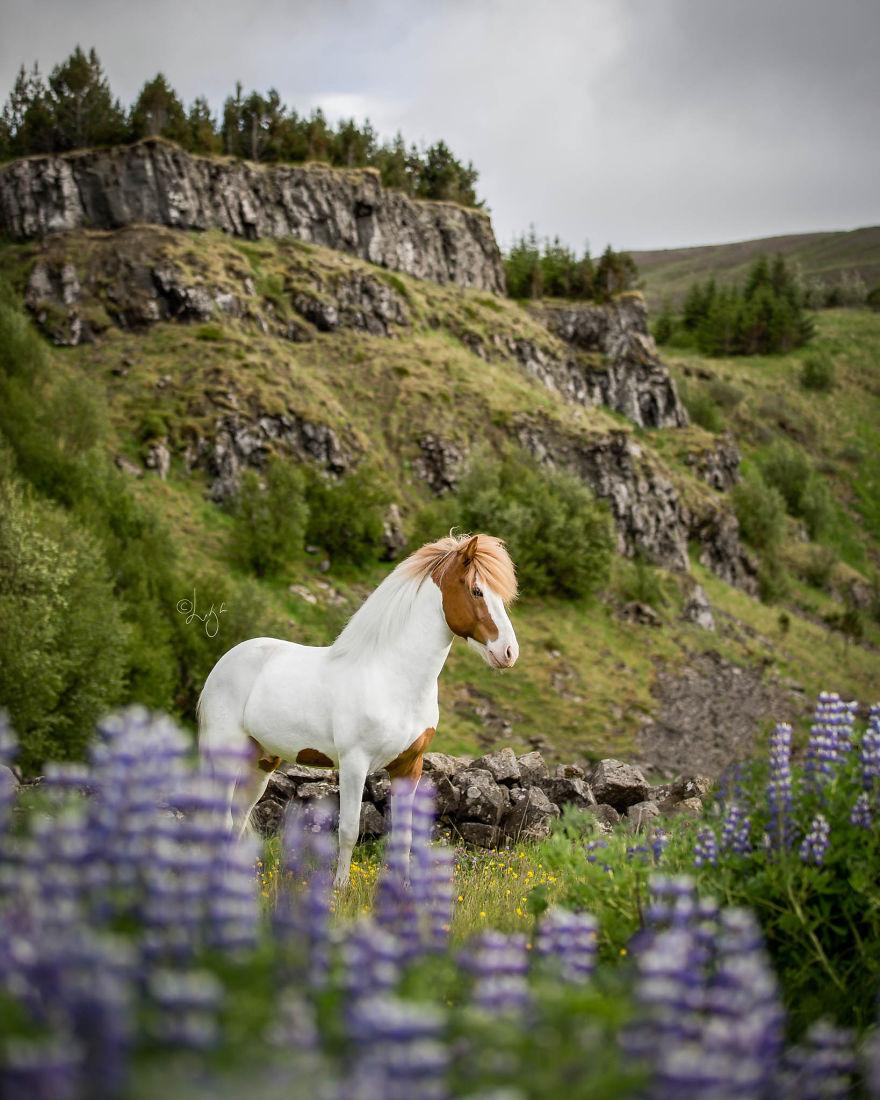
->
[0, 140, 505, 294]
[252, 748, 711, 848]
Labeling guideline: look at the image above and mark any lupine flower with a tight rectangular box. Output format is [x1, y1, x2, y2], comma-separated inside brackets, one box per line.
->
[464, 930, 531, 1014]
[799, 814, 831, 866]
[147, 967, 225, 1049]
[375, 780, 455, 958]
[536, 906, 598, 982]
[720, 802, 752, 855]
[651, 828, 669, 863]
[693, 827, 718, 868]
[585, 838, 612, 874]
[767, 723, 794, 850]
[861, 716, 880, 794]
[274, 799, 335, 985]
[805, 692, 857, 794]
[777, 1020, 856, 1100]
[851, 792, 873, 829]
[346, 994, 448, 1100]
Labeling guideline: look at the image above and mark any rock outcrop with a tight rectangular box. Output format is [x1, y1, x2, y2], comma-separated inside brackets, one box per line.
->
[517, 421, 691, 570]
[0, 140, 505, 294]
[531, 296, 688, 429]
[251, 749, 711, 848]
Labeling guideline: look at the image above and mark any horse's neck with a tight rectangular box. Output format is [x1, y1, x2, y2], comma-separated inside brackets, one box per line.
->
[369, 581, 453, 695]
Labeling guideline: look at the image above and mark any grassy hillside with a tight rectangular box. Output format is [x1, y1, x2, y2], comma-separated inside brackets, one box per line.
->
[633, 225, 880, 310]
[0, 227, 878, 776]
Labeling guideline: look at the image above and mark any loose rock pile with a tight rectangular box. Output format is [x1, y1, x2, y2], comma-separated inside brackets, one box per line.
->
[252, 747, 712, 847]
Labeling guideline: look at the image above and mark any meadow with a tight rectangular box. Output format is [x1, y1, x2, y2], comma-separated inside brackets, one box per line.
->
[2, 690, 880, 1098]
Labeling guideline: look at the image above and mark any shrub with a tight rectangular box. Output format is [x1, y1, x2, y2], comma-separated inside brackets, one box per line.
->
[415, 449, 614, 599]
[732, 470, 786, 551]
[613, 554, 669, 610]
[231, 458, 309, 576]
[0, 468, 127, 771]
[305, 464, 390, 567]
[800, 351, 836, 392]
[798, 544, 837, 590]
[759, 441, 832, 539]
[678, 381, 724, 433]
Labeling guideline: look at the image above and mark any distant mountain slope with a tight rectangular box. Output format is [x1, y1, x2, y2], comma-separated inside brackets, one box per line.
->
[632, 225, 880, 310]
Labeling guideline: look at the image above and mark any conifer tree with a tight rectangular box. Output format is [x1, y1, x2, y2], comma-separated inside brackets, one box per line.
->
[47, 46, 125, 150]
[129, 73, 187, 142]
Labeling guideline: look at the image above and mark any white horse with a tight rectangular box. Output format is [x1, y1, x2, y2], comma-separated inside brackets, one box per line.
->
[198, 533, 519, 885]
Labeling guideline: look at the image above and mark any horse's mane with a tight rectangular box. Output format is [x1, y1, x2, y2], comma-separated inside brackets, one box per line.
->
[329, 533, 516, 659]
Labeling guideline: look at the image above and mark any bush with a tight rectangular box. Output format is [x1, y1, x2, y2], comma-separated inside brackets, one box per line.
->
[800, 351, 836, 392]
[759, 441, 832, 540]
[678, 382, 724, 432]
[732, 470, 786, 551]
[415, 449, 614, 599]
[231, 459, 309, 577]
[798, 544, 837, 590]
[305, 464, 390, 567]
[613, 554, 669, 610]
[0, 468, 127, 771]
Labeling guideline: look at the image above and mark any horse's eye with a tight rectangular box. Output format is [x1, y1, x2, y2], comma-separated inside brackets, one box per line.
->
[472, 585, 483, 599]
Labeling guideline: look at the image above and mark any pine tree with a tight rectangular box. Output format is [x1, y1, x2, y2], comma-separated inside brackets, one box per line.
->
[129, 73, 187, 142]
[2, 63, 54, 156]
[185, 97, 220, 155]
[47, 46, 125, 150]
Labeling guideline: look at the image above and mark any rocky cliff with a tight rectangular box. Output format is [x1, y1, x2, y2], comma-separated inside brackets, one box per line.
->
[0, 140, 505, 293]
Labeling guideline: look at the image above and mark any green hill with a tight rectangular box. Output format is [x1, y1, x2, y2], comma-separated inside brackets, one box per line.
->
[633, 225, 880, 311]
[1, 209, 879, 779]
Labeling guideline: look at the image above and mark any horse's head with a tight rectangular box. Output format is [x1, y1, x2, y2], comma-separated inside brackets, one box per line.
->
[434, 534, 519, 670]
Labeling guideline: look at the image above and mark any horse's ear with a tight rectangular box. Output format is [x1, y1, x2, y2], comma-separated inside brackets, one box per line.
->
[460, 535, 479, 564]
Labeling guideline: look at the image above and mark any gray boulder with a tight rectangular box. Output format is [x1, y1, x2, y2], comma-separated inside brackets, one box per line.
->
[458, 822, 499, 849]
[460, 769, 509, 825]
[359, 802, 386, 837]
[589, 759, 650, 809]
[474, 747, 521, 785]
[540, 776, 597, 810]
[501, 787, 560, 842]
[516, 751, 549, 785]
[627, 800, 661, 829]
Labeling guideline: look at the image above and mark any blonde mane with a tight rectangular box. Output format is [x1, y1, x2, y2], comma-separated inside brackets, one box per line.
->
[330, 533, 517, 659]
[402, 533, 518, 604]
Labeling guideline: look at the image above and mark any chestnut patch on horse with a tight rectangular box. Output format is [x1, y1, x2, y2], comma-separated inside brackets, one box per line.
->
[386, 726, 436, 781]
[247, 736, 281, 774]
[434, 537, 500, 644]
[296, 748, 335, 768]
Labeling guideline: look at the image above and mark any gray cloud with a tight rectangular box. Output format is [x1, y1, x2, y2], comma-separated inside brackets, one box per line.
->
[1, 0, 877, 250]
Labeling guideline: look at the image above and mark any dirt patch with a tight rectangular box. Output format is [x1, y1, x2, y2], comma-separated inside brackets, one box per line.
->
[636, 651, 811, 778]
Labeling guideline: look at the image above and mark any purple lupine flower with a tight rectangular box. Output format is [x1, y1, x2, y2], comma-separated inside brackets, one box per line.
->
[346, 994, 448, 1100]
[536, 906, 598, 982]
[851, 792, 873, 829]
[651, 828, 669, 863]
[777, 1020, 856, 1100]
[585, 838, 613, 874]
[860, 715, 880, 794]
[702, 908, 784, 1093]
[147, 967, 225, 1049]
[464, 930, 530, 1014]
[376, 780, 455, 957]
[799, 814, 831, 866]
[1, 1034, 81, 1100]
[805, 692, 857, 794]
[693, 827, 718, 868]
[275, 799, 335, 985]
[342, 918, 402, 1004]
[720, 802, 752, 856]
[767, 722, 794, 850]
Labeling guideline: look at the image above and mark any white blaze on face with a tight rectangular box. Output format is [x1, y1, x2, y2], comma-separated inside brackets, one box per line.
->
[467, 582, 519, 669]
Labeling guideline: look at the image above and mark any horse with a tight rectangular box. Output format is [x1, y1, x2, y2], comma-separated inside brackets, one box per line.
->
[197, 532, 519, 886]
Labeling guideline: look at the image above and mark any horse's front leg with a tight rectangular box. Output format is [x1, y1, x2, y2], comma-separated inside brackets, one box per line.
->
[334, 751, 369, 888]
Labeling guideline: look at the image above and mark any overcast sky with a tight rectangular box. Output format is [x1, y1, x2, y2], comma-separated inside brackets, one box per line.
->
[1, 0, 877, 252]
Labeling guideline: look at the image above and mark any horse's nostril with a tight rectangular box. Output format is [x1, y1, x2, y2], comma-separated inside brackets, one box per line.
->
[505, 645, 514, 662]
